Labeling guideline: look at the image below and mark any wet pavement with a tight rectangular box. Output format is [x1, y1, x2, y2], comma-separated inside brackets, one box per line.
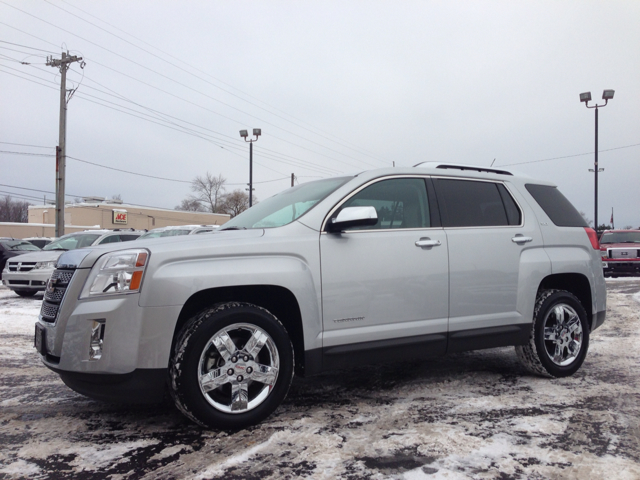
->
[1, 279, 639, 479]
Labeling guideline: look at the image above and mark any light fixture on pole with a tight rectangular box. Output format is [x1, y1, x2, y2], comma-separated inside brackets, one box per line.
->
[240, 128, 261, 207]
[580, 89, 614, 233]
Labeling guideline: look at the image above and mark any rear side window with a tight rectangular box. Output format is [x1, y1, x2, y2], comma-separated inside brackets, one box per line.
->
[434, 179, 521, 227]
[120, 235, 140, 241]
[525, 184, 587, 227]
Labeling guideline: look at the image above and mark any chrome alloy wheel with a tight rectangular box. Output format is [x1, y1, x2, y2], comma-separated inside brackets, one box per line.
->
[197, 322, 280, 414]
[542, 303, 583, 366]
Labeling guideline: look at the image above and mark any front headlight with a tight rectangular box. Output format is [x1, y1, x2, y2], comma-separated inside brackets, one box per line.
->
[80, 249, 149, 298]
[34, 261, 57, 270]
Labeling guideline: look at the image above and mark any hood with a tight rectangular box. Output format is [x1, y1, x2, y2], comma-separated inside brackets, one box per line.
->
[4, 250, 64, 263]
[74, 228, 266, 269]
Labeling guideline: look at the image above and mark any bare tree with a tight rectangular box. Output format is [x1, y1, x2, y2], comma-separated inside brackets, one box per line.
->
[189, 172, 227, 213]
[175, 198, 206, 212]
[579, 211, 593, 227]
[219, 189, 253, 218]
[0, 195, 30, 222]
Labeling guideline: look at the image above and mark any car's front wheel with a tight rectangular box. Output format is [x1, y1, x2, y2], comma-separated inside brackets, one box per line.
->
[516, 289, 590, 378]
[14, 290, 38, 298]
[169, 302, 294, 429]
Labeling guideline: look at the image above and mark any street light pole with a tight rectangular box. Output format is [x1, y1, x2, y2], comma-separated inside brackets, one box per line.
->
[580, 89, 614, 233]
[239, 128, 261, 207]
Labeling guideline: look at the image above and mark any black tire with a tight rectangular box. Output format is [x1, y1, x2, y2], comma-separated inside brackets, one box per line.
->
[169, 302, 294, 429]
[15, 290, 38, 298]
[516, 289, 590, 378]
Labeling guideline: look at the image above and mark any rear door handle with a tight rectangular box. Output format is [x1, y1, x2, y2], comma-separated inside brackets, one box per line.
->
[511, 235, 533, 244]
[415, 238, 441, 248]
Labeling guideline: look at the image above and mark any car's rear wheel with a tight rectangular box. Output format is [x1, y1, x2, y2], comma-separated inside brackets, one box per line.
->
[169, 302, 294, 429]
[516, 289, 589, 378]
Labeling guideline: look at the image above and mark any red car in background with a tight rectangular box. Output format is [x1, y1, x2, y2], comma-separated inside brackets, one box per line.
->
[599, 229, 640, 277]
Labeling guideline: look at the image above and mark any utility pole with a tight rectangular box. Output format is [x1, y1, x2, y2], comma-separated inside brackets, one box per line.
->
[291, 173, 295, 187]
[47, 51, 84, 237]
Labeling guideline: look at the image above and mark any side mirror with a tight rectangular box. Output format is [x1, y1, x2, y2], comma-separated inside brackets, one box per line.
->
[327, 206, 378, 233]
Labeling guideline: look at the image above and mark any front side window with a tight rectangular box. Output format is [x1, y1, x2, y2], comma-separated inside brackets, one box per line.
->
[44, 233, 102, 251]
[98, 235, 122, 245]
[434, 179, 521, 227]
[338, 178, 431, 230]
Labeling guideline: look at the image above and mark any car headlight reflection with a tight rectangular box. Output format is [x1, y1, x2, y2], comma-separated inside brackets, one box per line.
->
[81, 249, 149, 298]
[34, 261, 57, 270]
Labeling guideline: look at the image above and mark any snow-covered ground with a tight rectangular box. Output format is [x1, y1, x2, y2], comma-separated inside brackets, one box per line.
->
[0, 280, 639, 479]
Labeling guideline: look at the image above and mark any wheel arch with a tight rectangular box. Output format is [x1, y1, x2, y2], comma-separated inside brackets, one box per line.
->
[538, 273, 593, 329]
[172, 285, 306, 375]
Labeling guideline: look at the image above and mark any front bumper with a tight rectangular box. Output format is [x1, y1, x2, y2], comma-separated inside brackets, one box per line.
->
[2, 268, 52, 291]
[37, 267, 182, 403]
[602, 260, 640, 276]
[50, 366, 168, 404]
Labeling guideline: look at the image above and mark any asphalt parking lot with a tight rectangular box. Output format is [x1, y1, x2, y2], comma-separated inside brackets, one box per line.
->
[1, 279, 639, 479]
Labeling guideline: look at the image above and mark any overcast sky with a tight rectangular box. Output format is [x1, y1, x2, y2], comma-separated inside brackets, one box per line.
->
[2, 0, 639, 228]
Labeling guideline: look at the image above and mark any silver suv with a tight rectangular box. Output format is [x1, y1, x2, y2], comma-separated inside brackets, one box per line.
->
[3, 229, 143, 297]
[34, 164, 606, 429]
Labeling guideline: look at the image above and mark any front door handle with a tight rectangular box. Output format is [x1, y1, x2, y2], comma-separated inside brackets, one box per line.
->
[511, 235, 533, 244]
[415, 238, 441, 248]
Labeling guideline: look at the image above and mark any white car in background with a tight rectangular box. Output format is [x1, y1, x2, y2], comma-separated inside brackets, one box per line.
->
[137, 225, 219, 239]
[2, 229, 144, 297]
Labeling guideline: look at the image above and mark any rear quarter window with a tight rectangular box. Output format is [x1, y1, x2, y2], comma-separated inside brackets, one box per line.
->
[525, 184, 587, 227]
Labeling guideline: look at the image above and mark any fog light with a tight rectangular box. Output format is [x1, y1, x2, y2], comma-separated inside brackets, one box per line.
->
[89, 320, 105, 360]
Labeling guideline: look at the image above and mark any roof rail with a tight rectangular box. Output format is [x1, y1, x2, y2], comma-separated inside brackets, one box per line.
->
[413, 162, 513, 176]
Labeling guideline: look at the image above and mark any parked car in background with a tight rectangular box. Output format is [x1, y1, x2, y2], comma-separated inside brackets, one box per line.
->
[599, 229, 640, 277]
[2, 229, 144, 297]
[24, 237, 55, 249]
[0, 239, 41, 279]
[34, 164, 606, 429]
[137, 225, 219, 239]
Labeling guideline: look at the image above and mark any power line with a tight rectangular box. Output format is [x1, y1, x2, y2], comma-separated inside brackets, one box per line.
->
[0, 39, 57, 54]
[2, 60, 342, 176]
[498, 143, 640, 167]
[0, 141, 54, 149]
[49, 0, 389, 165]
[2, 1, 384, 171]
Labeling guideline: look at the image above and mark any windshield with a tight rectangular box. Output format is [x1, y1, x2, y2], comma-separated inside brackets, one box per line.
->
[0, 241, 40, 251]
[138, 229, 192, 239]
[600, 231, 640, 244]
[222, 177, 352, 229]
[43, 233, 102, 251]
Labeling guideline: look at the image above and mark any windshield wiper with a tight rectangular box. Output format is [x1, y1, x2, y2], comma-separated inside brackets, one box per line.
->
[46, 247, 69, 251]
[219, 226, 247, 231]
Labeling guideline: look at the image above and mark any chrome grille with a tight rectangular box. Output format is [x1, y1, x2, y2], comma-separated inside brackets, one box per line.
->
[40, 302, 59, 319]
[8, 261, 37, 272]
[40, 268, 75, 323]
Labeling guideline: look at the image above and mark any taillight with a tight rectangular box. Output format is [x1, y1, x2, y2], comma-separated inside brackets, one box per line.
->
[584, 228, 600, 250]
